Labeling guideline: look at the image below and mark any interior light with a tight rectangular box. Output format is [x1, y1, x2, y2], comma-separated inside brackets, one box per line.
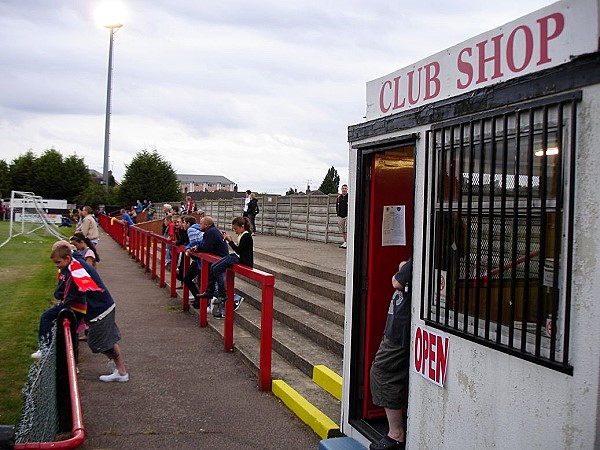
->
[534, 147, 559, 157]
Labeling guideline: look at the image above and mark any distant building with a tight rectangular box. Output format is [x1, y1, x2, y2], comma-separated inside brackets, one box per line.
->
[177, 174, 236, 193]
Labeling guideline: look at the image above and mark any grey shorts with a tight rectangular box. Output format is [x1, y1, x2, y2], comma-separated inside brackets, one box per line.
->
[87, 309, 121, 354]
[370, 337, 409, 409]
[337, 217, 347, 234]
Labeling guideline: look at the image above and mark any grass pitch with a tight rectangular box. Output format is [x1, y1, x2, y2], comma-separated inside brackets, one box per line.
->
[0, 221, 66, 426]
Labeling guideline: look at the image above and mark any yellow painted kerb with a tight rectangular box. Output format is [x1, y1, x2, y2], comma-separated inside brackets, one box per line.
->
[313, 365, 342, 401]
[272, 379, 339, 439]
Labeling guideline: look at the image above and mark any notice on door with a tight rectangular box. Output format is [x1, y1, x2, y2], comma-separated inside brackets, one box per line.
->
[382, 205, 406, 246]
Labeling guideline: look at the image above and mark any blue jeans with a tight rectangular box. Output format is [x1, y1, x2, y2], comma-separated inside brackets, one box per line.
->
[210, 253, 239, 297]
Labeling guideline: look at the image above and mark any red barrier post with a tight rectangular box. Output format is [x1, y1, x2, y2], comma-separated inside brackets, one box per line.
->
[224, 269, 235, 352]
[151, 234, 158, 280]
[199, 260, 210, 327]
[159, 241, 166, 288]
[182, 251, 190, 311]
[259, 280, 275, 391]
[169, 243, 177, 298]
[145, 233, 151, 272]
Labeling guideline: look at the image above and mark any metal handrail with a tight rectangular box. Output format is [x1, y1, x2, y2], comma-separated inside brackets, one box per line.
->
[119, 224, 275, 391]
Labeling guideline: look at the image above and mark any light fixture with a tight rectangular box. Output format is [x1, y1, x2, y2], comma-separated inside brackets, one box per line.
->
[534, 147, 559, 157]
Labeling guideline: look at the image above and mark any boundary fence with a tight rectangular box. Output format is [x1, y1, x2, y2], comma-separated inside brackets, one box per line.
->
[151, 194, 344, 245]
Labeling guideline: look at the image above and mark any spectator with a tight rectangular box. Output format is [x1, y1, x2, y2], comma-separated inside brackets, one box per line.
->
[135, 199, 143, 215]
[193, 216, 229, 307]
[163, 215, 175, 270]
[0, 200, 5, 221]
[247, 193, 259, 235]
[71, 246, 130, 382]
[144, 201, 156, 221]
[70, 232, 100, 268]
[178, 201, 186, 215]
[31, 242, 88, 359]
[182, 216, 204, 305]
[186, 196, 194, 214]
[120, 208, 134, 228]
[80, 206, 99, 246]
[242, 190, 252, 218]
[173, 215, 187, 289]
[369, 259, 412, 450]
[336, 184, 349, 248]
[129, 205, 137, 224]
[208, 216, 253, 319]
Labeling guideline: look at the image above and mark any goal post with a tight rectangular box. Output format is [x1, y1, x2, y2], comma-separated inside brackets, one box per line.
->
[0, 191, 66, 248]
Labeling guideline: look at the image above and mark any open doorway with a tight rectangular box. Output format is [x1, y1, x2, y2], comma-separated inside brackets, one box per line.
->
[349, 142, 416, 439]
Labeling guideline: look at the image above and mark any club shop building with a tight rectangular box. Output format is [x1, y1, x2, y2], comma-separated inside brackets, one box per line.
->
[340, 0, 600, 448]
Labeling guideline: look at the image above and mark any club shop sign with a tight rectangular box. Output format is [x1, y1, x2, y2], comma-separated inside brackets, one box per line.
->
[414, 326, 449, 387]
[366, 0, 599, 120]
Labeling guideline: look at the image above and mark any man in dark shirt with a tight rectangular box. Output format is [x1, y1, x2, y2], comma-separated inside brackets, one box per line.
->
[369, 259, 412, 450]
[194, 216, 229, 307]
[336, 184, 349, 248]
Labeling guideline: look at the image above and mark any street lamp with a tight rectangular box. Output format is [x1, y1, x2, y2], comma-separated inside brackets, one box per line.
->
[102, 22, 123, 191]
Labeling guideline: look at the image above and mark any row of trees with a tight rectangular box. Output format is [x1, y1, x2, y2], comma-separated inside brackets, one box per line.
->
[1, 147, 343, 208]
[0, 148, 181, 208]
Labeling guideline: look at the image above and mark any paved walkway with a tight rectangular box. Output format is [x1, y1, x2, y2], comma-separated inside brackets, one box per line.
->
[77, 230, 346, 449]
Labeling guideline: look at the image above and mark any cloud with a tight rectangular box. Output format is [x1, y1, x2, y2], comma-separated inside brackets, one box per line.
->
[0, 0, 553, 194]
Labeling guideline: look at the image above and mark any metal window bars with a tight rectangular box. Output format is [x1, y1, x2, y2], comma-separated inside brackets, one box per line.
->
[421, 92, 580, 374]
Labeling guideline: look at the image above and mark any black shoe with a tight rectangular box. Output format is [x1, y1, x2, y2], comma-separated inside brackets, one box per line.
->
[197, 292, 213, 299]
[369, 436, 405, 450]
[191, 299, 200, 309]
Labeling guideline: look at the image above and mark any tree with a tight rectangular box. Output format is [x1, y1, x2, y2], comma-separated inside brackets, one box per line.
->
[118, 149, 181, 206]
[32, 148, 66, 199]
[9, 151, 36, 193]
[75, 183, 114, 209]
[318, 166, 340, 194]
[0, 160, 10, 197]
[62, 154, 91, 201]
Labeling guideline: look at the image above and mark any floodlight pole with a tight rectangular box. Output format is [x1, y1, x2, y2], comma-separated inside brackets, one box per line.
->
[102, 23, 123, 191]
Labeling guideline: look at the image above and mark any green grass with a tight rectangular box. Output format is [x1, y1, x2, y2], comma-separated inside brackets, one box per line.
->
[0, 221, 67, 426]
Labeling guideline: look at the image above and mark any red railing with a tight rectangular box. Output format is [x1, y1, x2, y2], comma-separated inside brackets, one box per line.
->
[14, 318, 86, 449]
[109, 223, 275, 391]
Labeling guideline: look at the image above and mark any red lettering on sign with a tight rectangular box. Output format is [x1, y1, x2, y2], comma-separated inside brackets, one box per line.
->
[436, 335, 449, 385]
[414, 327, 422, 373]
[476, 34, 504, 84]
[379, 80, 393, 113]
[428, 334, 436, 381]
[414, 326, 449, 386]
[423, 62, 441, 100]
[456, 12, 566, 91]
[537, 12, 565, 65]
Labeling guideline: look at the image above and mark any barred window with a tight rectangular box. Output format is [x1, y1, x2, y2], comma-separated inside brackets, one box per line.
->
[421, 93, 579, 373]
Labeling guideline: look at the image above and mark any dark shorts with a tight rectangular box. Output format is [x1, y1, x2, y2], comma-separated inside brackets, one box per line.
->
[87, 309, 121, 354]
[370, 337, 409, 409]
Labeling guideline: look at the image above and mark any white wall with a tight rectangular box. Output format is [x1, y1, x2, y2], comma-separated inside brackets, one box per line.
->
[405, 84, 600, 449]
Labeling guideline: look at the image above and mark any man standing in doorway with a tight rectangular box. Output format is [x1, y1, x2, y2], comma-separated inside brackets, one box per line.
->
[336, 184, 348, 248]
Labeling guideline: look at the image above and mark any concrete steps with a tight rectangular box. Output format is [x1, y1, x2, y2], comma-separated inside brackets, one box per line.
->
[186, 247, 346, 438]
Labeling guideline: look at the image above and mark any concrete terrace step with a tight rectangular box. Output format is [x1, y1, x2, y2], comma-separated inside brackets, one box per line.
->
[243, 268, 345, 327]
[254, 256, 345, 304]
[232, 292, 343, 377]
[254, 247, 345, 285]
[236, 278, 344, 356]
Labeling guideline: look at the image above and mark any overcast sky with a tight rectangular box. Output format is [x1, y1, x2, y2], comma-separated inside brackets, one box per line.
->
[0, 0, 553, 194]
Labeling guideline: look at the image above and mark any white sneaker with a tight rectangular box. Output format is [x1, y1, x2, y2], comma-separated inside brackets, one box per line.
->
[31, 350, 42, 359]
[99, 371, 129, 382]
[339, 242, 347, 248]
[234, 296, 244, 311]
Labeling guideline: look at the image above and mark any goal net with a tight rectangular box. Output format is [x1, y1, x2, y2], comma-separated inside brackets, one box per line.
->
[0, 191, 65, 248]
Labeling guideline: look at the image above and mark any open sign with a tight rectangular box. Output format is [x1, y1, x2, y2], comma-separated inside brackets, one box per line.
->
[414, 326, 449, 387]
